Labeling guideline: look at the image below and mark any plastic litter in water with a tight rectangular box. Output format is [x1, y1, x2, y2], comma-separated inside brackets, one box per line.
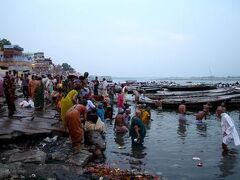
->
[118, 146, 126, 149]
[192, 157, 201, 161]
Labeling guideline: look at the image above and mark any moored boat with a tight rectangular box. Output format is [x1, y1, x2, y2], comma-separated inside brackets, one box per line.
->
[166, 84, 217, 91]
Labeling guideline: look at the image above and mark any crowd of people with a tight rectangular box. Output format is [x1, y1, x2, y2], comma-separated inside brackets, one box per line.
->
[0, 70, 151, 160]
[1, 70, 239, 158]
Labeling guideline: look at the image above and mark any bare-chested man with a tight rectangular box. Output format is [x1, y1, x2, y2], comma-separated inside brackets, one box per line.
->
[196, 111, 206, 124]
[203, 102, 212, 119]
[114, 108, 128, 133]
[178, 100, 186, 121]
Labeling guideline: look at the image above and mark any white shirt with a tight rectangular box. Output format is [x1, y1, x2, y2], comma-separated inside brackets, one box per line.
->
[221, 113, 240, 146]
[102, 80, 108, 90]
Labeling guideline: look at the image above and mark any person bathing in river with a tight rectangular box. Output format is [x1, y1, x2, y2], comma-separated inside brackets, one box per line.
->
[123, 108, 131, 129]
[139, 104, 151, 124]
[178, 100, 186, 122]
[216, 106, 240, 155]
[130, 109, 146, 146]
[203, 102, 212, 119]
[196, 111, 206, 125]
[114, 108, 128, 133]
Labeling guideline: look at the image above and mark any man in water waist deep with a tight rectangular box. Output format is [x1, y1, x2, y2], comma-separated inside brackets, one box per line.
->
[178, 100, 186, 122]
[216, 106, 240, 155]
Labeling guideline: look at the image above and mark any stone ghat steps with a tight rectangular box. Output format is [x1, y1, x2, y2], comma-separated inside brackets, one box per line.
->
[0, 107, 65, 141]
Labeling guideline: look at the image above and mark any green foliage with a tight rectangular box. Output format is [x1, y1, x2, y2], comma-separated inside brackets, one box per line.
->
[0, 38, 11, 50]
[62, 63, 74, 72]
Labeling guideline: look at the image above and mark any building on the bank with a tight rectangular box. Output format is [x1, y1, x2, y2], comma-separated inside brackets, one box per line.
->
[0, 45, 32, 74]
[33, 52, 44, 59]
[2, 45, 23, 58]
[0, 46, 56, 76]
[32, 52, 54, 75]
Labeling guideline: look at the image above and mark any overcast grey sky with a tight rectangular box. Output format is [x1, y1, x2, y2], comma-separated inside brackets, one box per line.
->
[1, 0, 240, 77]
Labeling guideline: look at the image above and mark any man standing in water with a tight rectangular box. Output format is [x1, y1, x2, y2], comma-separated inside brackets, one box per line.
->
[178, 100, 186, 121]
[216, 106, 240, 155]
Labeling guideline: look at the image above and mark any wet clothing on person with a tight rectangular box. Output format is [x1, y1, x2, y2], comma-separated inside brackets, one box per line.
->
[140, 109, 151, 124]
[220, 113, 240, 146]
[65, 104, 86, 147]
[114, 112, 128, 133]
[130, 116, 146, 146]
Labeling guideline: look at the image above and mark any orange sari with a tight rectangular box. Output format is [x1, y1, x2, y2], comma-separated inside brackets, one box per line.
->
[65, 104, 86, 147]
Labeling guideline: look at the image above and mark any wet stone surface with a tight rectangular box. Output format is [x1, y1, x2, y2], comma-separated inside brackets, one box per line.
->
[67, 153, 92, 166]
[0, 96, 160, 179]
[8, 149, 47, 164]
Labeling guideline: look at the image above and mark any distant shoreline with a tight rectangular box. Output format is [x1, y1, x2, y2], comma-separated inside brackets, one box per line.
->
[112, 76, 240, 80]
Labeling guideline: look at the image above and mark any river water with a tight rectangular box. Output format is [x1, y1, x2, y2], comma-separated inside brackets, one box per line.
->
[103, 105, 240, 180]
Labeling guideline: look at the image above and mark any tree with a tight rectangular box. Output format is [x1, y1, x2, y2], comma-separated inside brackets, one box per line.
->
[0, 38, 11, 50]
[62, 63, 74, 72]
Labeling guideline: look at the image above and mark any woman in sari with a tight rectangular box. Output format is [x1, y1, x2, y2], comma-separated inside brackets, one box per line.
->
[34, 77, 44, 110]
[117, 92, 125, 109]
[65, 104, 86, 149]
[28, 75, 38, 100]
[60, 90, 78, 126]
[140, 107, 151, 124]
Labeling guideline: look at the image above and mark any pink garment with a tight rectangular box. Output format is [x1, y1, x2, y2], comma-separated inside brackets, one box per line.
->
[117, 93, 124, 109]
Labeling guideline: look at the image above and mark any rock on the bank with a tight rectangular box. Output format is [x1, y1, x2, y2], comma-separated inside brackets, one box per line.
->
[51, 151, 68, 161]
[8, 149, 46, 164]
[0, 163, 10, 179]
[67, 152, 92, 166]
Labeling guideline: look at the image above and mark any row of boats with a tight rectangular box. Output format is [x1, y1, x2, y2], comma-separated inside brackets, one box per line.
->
[123, 82, 240, 110]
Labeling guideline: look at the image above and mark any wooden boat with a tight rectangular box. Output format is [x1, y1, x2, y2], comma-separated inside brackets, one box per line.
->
[166, 84, 217, 91]
[233, 87, 240, 93]
[146, 88, 235, 100]
[126, 86, 162, 94]
[139, 93, 240, 110]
